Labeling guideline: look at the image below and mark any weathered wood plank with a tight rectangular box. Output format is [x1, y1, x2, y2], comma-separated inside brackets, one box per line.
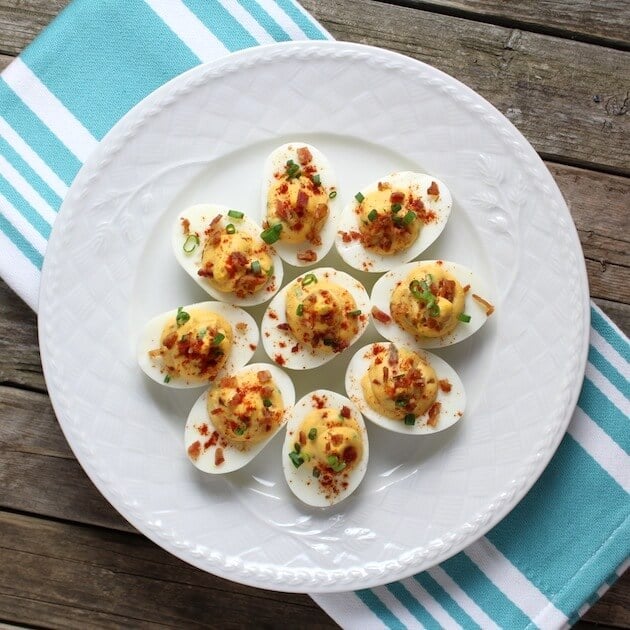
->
[582, 570, 630, 628]
[594, 298, 630, 337]
[0, 511, 338, 629]
[303, 0, 630, 174]
[0, 52, 12, 70]
[394, 1, 630, 48]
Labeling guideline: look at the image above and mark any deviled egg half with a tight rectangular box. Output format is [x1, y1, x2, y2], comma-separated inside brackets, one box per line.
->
[173, 204, 283, 307]
[282, 389, 369, 507]
[371, 260, 495, 348]
[345, 343, 465, 434]
[260, 142, 339, 266]
[261, 267, 370, 370]
[335, 172, 452, 272]
[137, 301, 258, 388]
[185, 363, 295, 474]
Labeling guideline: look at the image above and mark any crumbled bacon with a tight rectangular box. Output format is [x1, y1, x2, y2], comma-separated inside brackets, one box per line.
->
[371, 306, 392, 324]
[390, 191, 405, 203]
[427, 181, 440, 196]
[439, 379, 452, 393]
[215, 448, 225, 466]
[257, 370, 272, 383]
[388, 343, 399, 366]
[297, 146, 312, 165]
[187, 441, 201, 460]
[472, 294, 495, 316]
[299, 431, 307, 445]
[427, 402, 441, 427]
[295, 189, 309, 214]
[220, 376, 238, 388]
[181, 217, 190, 234]
[340, 405, 351, 419]
[277, 323, 290, 331]
[162, 331, 178, 349]
[297, 249, 317, 262]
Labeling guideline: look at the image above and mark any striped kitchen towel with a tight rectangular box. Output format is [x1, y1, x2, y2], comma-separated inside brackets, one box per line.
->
[0, 2, 627, 628]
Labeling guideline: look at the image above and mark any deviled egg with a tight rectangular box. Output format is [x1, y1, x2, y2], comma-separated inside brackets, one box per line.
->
[345, 343, 465, 434]
[282, 389, 369, 506]
[137, 301, 258, 388]
[261, 267, 370, 370]
[173, 204, 283, 306]
[371, 260, 495, 348]
[260, 142, 339, 266]
[185, 363, 295, 473]
[335, 172, 452, 272]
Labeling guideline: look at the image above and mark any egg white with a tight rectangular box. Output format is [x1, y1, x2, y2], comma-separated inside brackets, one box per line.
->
[184, 363, 296, 474]
[345, 343, 465, 435]
[260, 142, 340, 267]
[335, 172, 452, 273]
[371, 260, 494, 348]
[137, 301, 259, 388]
[261, 267, 370, 370]
[282, 389, 369, 507]
[173, 204, 283, 307]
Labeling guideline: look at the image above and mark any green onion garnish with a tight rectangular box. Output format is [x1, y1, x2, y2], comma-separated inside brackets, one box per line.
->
[197, 327, 207, 340]
[289, 451, 304, 468]
[285, 159, 301, 179]
[263, 398, 272, 407]
[395, 398, 408, 408]
[457, 313, 472, 323]
[176, 306, 190, 327]
[355, 192, 365, 203]
[182, 234, 199, 253]
[329, 190, 337, 199]
[266, 265, 274, 277]
[294, 442, 301, 454]
[391, 203, 402, 213]
[403, 211, 416, 225]
[429, 303, 441, 318]
[226, 223, 236, 234]
[409, 280, 423, 300]
[251, 260, 262, 275]
[302, 273, 317, 286]
[296, 303, 304, 316]
[348, 309, 362, 317]
[308, 428, 317, 440]
[227, 209, 244, 219]
[164, 374, 171, 383]
[235, 426, 246, 435]
[327, 455, 346, 472]
[367, 209, 378, 222]
[312, 468, 320, 478]
[311, 174, 321, 186]
[212, 333, 225, 346]
[404, 413, 416, 425]
[261, 223, 282, 244]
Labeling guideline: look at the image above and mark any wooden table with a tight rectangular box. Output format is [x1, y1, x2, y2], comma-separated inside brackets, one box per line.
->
[1, 1, 628, 627]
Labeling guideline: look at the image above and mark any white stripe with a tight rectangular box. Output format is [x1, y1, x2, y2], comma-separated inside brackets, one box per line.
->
[401, 577, 463, 629]
[217, 0, 275, 44]
[256, 1, 312, 39]
[0, 229, 40, 310]
[465, 538, 568, 628]
[372, 584, 422, 629]
[144, 0, 229, 62]
[2, 58, 98, 162]
[427, 566, 501, 630]
[568, 407, 630, 492]
[585, 361, 630, 417]
[0, 193, 47, 255]
[0, 117, 68, 198]
[591, 327, 629, 383]
[0, 156, 57, 225]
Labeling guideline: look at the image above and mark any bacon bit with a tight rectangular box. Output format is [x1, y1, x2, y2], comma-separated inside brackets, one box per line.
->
[215, 448, 225, 466]
[204, 431, 219, 448]
[291, 343, 300, 353]
[371, 306, 392, 324]
[340, 405, 351, 419]
[339, 230, 362, 243]
[390, 191, 405, 203]
[279, 341, 287, 348]
[439, 379, 452, 393]
[226, 251, 248, 278]
[274, 354, 286, 366]
[331, 434, 343, 446]
[377, 181, 391, 191]
[312, 394, 326, 409]
[220, 376, 238, 388]
[342, 446, 357, 464]
[297, 146, 312, 165]
[249, 343, 257, 351]
[187, 441, 201, 460]
[162, 332, 178, 349]
[438, 279, 456, 302]
[388, 343, 399, 366]
[236, 322, 248, 333]
[427, 402, 441, 427]
[472, 293, 495, 316]
[198, 423, 209, 436]
[277, 323, 290, 331]
[463, 284, 471, 293]
[383, 366, 389, 380]
[427, 181, 440, 196]
[299, 431, 307, 445]
[297, 249, 317, 263]
[295, 189, 309, 214]
[211, 408, 223, 415]
[268, 310, 278, 320]
[181, 217, 190, 234]
[257, 370, 272, 383]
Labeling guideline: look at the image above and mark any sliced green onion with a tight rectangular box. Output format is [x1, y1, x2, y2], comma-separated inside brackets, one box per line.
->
[403, 211, 416, 225]
[285, 160, 301, 179]
[404, 413, 416, 425]
[355, 192, 365, 203]
[289, 451, 304, 468]
[391, 203, 402, 213]
[395, 398, 408, 408]
[327, 455, 346, 472]
[457, 313, 472, 323]
[428, 303, 441, 318]
[348, 309, 362, 317]
[312, 467, 320, 478]
[176, 306, 190, 327]
[409, 280, 423, 300]
[212, 332, 225, 346]
[265, 265, 274, 277]
[183, 234, 199, 253]
[261, 223, 282, 244]
[263, 398, 272, 407]
[311, 174, 321, 186]
[251, 260, 262, 275]
[197, 327, 207, 340]
[293, 442, 301, 454]
[227, 209, 244, 219]
[164, 374, 171, 383]
[367, 209, 378, 222]
[235, 426, 246, 435]
[301, 273, 317, 286]
[308, 428, 317, 440]
[296, 303, 304, 317]
[329, 190, 337, 199]
[225, 223, 236, 234]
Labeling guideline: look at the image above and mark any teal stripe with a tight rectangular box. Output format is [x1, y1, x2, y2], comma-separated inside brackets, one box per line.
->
[274, 0, 328, 39]
[486, 436, 630, 617]
[0, 137, 62, 210]
[441, 553, 532, 628]
[0, 175, 51, 239]
[0, 80, 81, 185]
[0, 211, 43, 269]
[184, 0, 258, 51]
[415, 572, 482, 629]
[588, 345, 629, 399]
[20, 0, 201, 139]
[387, 581, 441, 629]
[355, 589, 406, 630]
[591, 305, 630, 362]
[238, 0, 291, 41]
[579, 378, 629, 453]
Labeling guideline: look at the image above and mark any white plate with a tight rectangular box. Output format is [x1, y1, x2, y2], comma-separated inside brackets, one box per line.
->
[38, 42, 589, 593]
